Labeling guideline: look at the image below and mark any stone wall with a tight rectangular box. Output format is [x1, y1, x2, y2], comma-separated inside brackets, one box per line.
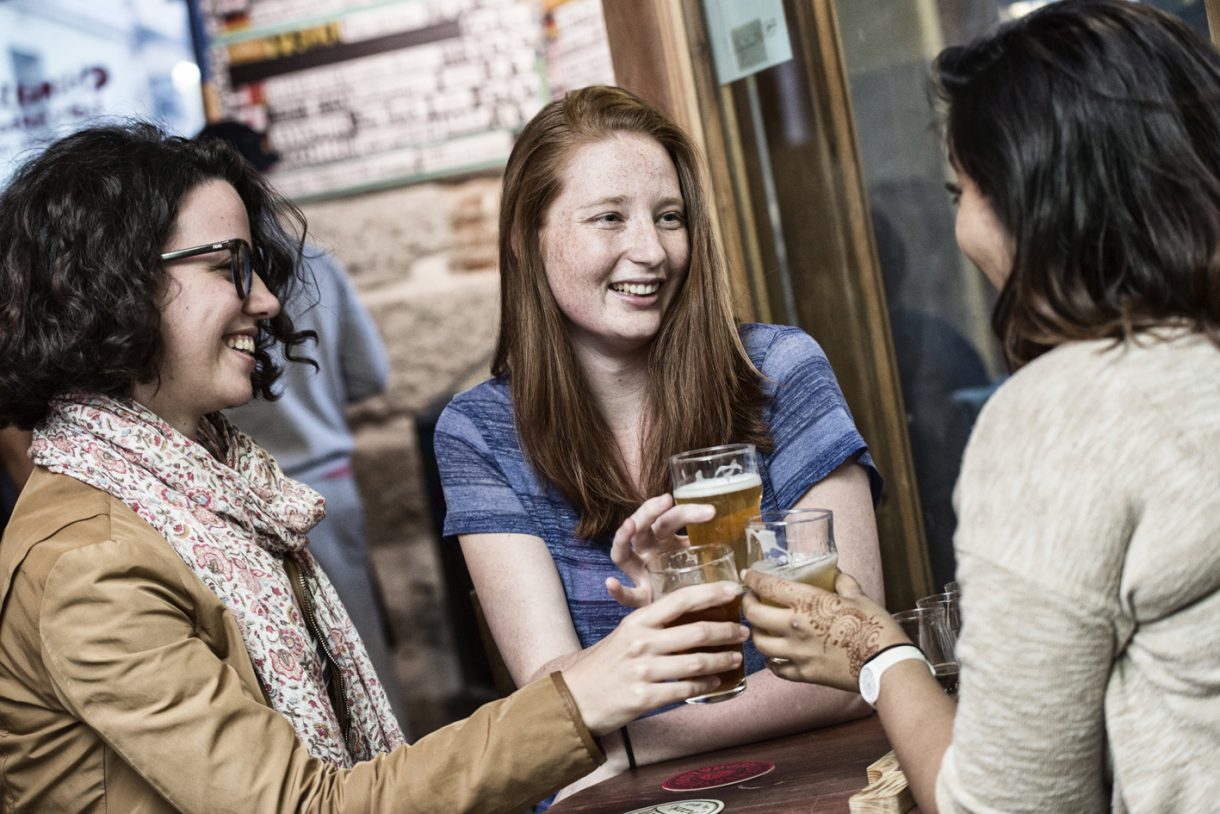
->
[299, 175, 503, 736]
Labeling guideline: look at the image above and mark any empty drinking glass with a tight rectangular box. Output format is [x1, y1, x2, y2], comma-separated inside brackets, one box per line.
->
[893, 605, 959, 697]
[916, 591, 962, 636]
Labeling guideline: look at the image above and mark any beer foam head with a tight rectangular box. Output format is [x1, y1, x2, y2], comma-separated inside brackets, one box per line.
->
[751, 550, 838, 576]
[673, 471, 762, 499]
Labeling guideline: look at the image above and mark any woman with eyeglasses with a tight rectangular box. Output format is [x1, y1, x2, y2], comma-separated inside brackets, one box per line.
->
[0, 123, 749, 813]
[742, 2, 1220, 811]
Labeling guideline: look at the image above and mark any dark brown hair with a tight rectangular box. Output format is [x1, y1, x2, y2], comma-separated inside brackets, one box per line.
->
[495, 86, 771, 539]
[0, 122, 312, 429]
[935, 0, 1220, 368]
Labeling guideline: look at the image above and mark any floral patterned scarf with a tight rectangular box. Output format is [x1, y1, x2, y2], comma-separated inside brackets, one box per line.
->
[31, 393, 405, 766]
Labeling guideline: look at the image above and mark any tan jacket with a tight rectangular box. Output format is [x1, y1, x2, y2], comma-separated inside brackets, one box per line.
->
[0, 470, 603, 812]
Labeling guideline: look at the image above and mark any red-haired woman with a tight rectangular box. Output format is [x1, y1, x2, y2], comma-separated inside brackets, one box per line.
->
[436, 85, 884, 795]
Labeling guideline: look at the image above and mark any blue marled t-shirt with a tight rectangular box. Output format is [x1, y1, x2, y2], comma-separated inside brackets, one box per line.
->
[435, 323, 881, 676]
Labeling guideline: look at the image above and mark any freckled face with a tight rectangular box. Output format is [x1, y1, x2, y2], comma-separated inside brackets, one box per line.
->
[132, 180, 281, 438]
[539, 132, 690, 361]
[952, 169, 1013, 290]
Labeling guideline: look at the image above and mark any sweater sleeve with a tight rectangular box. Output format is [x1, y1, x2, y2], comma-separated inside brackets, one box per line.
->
[935, 562, 1114, 813]
[937, 336, 1220, 812]
[39, 537, 601, 813]
[934, 351, 1127, 813]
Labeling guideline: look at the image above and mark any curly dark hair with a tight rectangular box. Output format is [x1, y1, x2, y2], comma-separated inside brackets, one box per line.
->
[935, 0, 1220, 368]
[0, 121, 314, 429]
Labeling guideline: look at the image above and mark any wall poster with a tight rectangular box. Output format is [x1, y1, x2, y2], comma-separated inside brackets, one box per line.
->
[201, 0, 548, 201]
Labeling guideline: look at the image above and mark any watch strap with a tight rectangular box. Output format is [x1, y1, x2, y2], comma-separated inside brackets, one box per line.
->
[859, 644, 934, 707]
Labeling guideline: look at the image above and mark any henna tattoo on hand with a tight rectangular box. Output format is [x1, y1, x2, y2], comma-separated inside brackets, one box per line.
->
[832, 612, 884, 679]
[789, 592, 884, 680]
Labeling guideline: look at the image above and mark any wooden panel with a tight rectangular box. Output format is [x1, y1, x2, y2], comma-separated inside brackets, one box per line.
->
[1208, 0, 1220, 45]
[794, 0, 931, 609]
[676, 0, 769, 320]
[601, 0, 701, 138]
[600, 0, 757, 319]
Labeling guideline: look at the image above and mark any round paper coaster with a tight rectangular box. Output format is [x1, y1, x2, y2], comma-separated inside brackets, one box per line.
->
[624, 801, 725, 814]
[661, 759, 776, 792]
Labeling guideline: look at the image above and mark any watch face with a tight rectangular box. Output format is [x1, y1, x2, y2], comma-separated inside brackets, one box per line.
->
[860, 668, 878, 703]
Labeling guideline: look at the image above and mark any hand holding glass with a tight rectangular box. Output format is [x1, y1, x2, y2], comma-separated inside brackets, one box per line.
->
[647, 544, 746, 703]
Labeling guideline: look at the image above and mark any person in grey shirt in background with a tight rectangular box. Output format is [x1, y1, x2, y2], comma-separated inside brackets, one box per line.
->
[198, 121, 407, 730]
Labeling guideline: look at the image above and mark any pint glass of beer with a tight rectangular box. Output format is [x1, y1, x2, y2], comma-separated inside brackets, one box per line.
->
[647, 544, 746, 703]
[746, 509, 838, 600]
[670, 444, 762, 569]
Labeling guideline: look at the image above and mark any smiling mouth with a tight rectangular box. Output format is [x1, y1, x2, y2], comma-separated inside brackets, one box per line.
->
[224, 335, 256, 356]
[609, 281, 661, 296]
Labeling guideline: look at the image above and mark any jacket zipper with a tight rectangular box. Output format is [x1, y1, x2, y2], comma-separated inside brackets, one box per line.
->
[285, 557, 351, 745]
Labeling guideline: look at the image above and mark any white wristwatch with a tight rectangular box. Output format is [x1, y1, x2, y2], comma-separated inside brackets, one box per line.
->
[858, 644, 934, 707]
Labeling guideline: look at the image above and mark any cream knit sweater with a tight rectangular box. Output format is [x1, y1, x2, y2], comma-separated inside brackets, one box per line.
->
[935, 332, 1220, 813]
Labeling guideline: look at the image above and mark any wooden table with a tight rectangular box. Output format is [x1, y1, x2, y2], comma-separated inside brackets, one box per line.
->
[550, 714, 909, 814]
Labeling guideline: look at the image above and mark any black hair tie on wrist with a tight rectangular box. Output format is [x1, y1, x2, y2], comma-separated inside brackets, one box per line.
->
[861, 642, 928, 669]
[621, 725, 637, 770]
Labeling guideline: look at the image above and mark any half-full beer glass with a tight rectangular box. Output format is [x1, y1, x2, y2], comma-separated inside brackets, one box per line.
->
[746, 509, 838, 598]
[647, 544, 746, 703]
[670, 444, 762, 569]
[747, 509, 837, 667]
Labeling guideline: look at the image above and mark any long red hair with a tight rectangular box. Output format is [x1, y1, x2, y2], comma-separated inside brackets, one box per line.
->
[494, 86, 771, 539]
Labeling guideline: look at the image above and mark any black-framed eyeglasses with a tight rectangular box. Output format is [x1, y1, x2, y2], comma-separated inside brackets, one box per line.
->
[159, 238, 261, 300]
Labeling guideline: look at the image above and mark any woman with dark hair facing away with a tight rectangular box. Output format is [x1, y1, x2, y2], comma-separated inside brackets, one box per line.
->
[434, 85, 884, 795]
[0, 123, 750, 813]
[742, 2, 1220, 811]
